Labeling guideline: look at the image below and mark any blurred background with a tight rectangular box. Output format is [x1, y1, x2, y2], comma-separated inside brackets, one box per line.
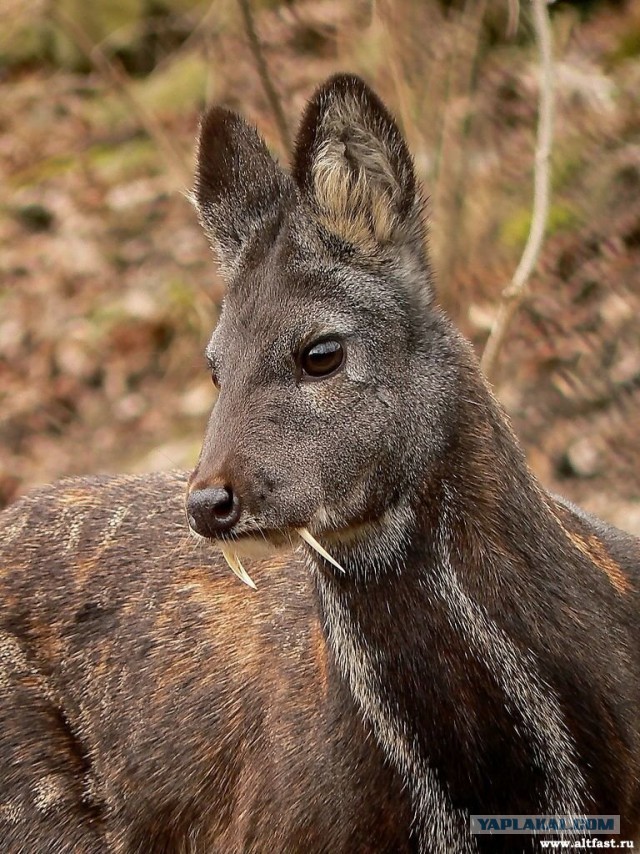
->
[1, 0, 639, 532]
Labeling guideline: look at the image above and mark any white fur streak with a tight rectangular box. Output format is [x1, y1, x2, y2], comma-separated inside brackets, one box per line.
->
[318, 498, 417, 582]
[435, 500, 586, 817]
[0, 631, 52, 704]
[314, 567, 475, 854]
[63, 510, 84, 554]
[98, 506, 128, 554]
[1, 513, 28, 546]
[33, 773, 65, 813]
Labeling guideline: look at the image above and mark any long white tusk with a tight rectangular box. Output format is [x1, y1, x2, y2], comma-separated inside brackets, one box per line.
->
[297, 527, 345, 573]
[221, 545, 257, 590]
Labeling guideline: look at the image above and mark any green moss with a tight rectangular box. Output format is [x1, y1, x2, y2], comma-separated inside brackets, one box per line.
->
[2, 0, 205, 71]
[9, 135, 158, 190]
[501, 202, 581, 250]
[82, 52, 207, 131]
[88, 137, 159, 182]
[547, 202, 581, 233]
[608, 27, 640, 64]
[9, 154, 77, 189]
[132, 53, 207, 115]
[552, 147, 586, 193]
[46, 0, 144, 70]
[84, 92, 130, 134]
[501, 207, 530, 250]
[0, 20, 50, 68]
[84, 303, 124, 336]
[166, 278, 197, 311]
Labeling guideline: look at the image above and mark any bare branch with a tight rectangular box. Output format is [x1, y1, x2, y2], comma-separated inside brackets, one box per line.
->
[237, 0, 291, 157]
[506, 0, 521, 40]
[480, 0, 555, 382]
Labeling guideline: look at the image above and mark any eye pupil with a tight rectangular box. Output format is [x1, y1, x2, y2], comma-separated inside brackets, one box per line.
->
[301, 339, 344, 379]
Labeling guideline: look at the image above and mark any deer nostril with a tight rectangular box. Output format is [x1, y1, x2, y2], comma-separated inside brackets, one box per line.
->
[186, 485, 241, 537]
[212, 487, 234, 517]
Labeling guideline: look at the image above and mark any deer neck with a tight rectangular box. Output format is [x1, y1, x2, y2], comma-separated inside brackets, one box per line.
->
[309, 389, 586, 854]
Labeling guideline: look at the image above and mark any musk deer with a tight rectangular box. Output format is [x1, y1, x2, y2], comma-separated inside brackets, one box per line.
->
[1, 74, 640, 854]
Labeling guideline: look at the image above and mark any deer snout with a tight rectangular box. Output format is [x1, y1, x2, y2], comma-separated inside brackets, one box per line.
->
[186, 484, 241, 537]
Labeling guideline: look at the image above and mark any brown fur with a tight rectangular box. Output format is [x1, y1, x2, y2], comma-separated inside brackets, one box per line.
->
[567, 529, 630, 594]
[0, 472, 413, 853]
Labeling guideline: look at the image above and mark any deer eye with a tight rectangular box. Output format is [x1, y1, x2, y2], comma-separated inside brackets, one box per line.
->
[300, 339, 345, 379]
[207, 355, 220, 388]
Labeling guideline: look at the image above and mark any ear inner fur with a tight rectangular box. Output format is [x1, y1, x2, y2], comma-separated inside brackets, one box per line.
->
[292, 74, 421, 256]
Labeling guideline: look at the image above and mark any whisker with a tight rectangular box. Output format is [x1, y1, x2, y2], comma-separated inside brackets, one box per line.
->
[279, 526, 294, 550]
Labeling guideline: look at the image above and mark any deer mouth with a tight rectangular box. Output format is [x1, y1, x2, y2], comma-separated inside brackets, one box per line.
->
[219, 528, 293, 559]
[208, 525, 346, 590]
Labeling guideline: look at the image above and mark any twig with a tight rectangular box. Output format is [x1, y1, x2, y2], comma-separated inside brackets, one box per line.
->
[506, 0, 521, 40]
[480, 0, 555, 382]
[47, 5, 192, 189]
[237, 0, 291, 156]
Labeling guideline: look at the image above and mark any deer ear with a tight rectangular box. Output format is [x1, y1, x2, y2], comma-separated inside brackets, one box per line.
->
[292, 74, 424, 259]
[194, 107, 293, 276]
